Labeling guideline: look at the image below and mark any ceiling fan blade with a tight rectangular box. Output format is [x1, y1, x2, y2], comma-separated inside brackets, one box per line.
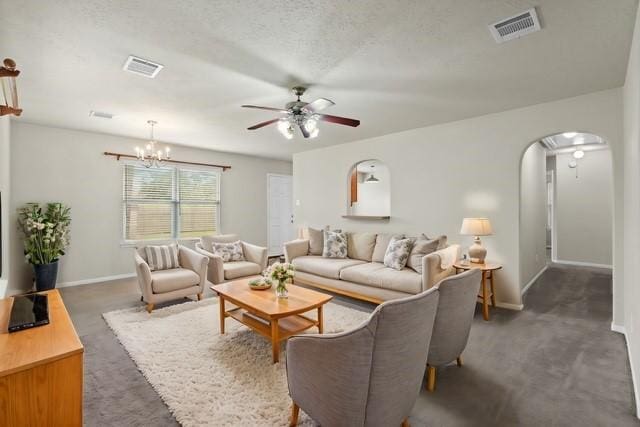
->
[317, 114, 360, 127]
[241, 105, 289, 114]
[299, 124, 310, 138]
[302, 98, 335, 113]
[247, 118, 280, 130]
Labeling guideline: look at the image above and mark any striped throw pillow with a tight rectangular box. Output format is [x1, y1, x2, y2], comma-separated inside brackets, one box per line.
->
[144, 244, 180, 271]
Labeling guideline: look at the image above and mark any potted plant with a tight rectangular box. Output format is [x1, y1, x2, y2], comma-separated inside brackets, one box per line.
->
[17, 203, 71, 291]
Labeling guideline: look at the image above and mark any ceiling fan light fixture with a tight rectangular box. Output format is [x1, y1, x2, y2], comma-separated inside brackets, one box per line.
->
[304, 118, 317, 133]
[309, 128, 319, 138]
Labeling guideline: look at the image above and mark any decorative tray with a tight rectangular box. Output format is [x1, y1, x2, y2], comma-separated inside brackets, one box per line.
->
[248, 278, 272, 290]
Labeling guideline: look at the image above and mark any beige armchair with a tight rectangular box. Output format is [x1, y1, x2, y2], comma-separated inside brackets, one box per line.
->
[195, 234, 268, 284]
[134, 244, 208, 313]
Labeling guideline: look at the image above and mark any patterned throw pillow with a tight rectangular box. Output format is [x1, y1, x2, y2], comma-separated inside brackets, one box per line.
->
[322, 230, 348, 259]
[383, 237, 414, 270]
[212, 241, 245, 262]
[144, 244, 180, 271]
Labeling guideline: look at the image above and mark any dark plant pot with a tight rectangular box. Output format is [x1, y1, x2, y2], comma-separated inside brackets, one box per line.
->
[33, 261, 59, 292]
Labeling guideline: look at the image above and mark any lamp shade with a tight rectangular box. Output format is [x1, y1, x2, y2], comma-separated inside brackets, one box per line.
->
[460, 218, 493, 236]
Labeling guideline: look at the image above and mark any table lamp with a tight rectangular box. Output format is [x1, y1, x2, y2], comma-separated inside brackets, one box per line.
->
[460, 218, 493, 264]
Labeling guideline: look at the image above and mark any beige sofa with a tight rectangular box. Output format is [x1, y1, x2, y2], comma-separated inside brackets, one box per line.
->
[195, 234, 268, 284]
[284, 232, 460, 304]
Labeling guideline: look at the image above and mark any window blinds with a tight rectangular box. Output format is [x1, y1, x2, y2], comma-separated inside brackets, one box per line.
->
[123, 164, 219, 241]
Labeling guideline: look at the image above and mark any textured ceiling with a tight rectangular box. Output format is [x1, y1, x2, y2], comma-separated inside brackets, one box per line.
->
[1, 0, 637, 160]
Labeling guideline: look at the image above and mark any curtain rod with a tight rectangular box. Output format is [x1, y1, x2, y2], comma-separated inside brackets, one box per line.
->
[103, 152, 231, 171]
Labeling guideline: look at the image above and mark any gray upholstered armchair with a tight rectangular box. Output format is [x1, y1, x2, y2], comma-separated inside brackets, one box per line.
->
[134, 245, 208, 313]
[195, 234, 268, 284]
[286, 287, 440, 427]
[426, 269, 481, 391]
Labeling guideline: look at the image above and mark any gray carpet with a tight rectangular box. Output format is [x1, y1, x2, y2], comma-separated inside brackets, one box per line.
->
[60, 264, 639, 426]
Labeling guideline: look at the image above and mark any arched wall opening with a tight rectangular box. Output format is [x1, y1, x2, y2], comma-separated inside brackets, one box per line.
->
[519, 132, 613, 297]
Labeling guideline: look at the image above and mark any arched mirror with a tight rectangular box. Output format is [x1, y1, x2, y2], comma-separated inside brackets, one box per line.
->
[346, 159, 390, 218]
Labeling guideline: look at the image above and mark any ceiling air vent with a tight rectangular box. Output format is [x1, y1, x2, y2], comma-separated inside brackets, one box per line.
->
[122, 55, 163, 78]
[489, 8, 541, 43]
[89, 110, 114, 119]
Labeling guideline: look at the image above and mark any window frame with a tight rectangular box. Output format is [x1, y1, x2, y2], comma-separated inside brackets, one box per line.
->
[121, 162, 221, 246]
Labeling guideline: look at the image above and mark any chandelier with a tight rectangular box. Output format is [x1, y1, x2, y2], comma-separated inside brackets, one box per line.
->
[135, 120, 170, 168]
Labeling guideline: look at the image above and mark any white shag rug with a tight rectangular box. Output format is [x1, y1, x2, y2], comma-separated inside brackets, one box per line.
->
[103, 298, 370, 426]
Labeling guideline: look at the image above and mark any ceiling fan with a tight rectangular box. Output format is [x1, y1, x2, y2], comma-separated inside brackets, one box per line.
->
[242, 86, 360, 139]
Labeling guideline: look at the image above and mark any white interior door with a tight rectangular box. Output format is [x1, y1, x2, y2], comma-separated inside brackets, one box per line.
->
[268, 174, 294, 256]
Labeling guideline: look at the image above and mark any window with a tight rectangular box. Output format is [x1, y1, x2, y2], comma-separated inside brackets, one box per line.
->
[122, 164, 220, 241]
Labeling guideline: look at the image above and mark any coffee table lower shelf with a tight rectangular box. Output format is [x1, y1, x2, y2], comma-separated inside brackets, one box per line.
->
[226, 307, 318, 341]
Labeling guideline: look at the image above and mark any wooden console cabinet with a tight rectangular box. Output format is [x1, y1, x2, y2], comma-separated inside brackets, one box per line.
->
[0, 289, 83, 426]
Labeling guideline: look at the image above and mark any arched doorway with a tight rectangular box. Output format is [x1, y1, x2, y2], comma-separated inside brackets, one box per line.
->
[519, 132, 613, 294]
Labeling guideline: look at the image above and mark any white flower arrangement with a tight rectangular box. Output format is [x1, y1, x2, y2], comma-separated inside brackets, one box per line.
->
[17, 203, 71, 265]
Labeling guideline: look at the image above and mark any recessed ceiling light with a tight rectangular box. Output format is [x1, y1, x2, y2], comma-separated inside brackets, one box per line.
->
[89, 110, 114, 119]
[573, 150, 585, 159]
[563, 132, 577, 138]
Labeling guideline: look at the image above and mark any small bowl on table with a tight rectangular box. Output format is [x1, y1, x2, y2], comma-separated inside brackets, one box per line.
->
[248, 277, 272, 291]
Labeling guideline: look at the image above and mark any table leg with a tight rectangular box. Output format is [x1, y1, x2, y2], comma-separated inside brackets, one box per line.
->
[482, 272, 490, 321]
[271, 319, 280, 363]
[317, 305, 324, 334]
[489, 271, 497, 307]
[218, 295, 226, 334]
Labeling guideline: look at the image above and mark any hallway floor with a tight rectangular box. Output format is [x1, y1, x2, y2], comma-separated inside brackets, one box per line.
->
[60, 264, 638, 426]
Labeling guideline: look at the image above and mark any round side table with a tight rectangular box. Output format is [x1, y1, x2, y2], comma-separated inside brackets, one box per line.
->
[453, 262, 503, 321]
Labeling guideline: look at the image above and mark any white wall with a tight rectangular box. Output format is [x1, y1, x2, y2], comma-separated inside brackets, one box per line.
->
[554, 149, 613, 267]
[519, 142, 547, 288]
[293, 88, 623, 309]
[8, 122, 291, 293]
[623, 2, 640, 416]
[0, 117, 10, 298]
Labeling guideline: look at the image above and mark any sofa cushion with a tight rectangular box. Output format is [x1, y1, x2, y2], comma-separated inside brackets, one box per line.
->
[347, 232, 377, 261]
[292, 256, 366, 279]
[201, 234, 239, 251]
[383, 237, 414, 270]
[339, 262, 423, 294]
[323, 231, 348, 259]
[151, 268, 200, 293]
[372, 233, 404, 263]
[407, 236, 440, 274]
[224, 261, 262, 280]
[307, 227, 325, 255]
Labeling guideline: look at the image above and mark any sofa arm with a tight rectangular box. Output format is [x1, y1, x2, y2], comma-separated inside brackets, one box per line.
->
[195, 242, 225, 284]
[284, 239, 309, 263]
[422, 245, 460, 292]
[134, 251, 153, 301]
[178, 245, 208, 290]
[241, 241, 268, 271]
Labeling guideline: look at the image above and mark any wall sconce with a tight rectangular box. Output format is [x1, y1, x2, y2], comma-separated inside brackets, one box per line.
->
[0, 58, 21, 117]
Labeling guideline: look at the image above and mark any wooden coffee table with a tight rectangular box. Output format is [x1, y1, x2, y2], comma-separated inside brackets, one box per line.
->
[211, 278, 333, 363]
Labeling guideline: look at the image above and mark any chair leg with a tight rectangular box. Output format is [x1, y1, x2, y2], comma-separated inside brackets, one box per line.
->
[426, 365, 436, 392]
[401, 417, 410, 427]
[290, 402, 300, 427]
[197, 293, 203, 301]
[146, 303, 154, 313]
[456, 356, 463, 367]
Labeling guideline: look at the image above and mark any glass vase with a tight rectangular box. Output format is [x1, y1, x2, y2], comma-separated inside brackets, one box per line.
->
[276, 280, 288, 298]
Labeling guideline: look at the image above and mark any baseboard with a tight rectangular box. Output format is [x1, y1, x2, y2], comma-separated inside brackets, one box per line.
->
[57, 273, 136, 288]
[495, 301, 524, 311]
[617, 326, 640, 419]
[611, 322, 626, 334]
[552, 259, 612, 269]
[521, 265, 548, 296]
